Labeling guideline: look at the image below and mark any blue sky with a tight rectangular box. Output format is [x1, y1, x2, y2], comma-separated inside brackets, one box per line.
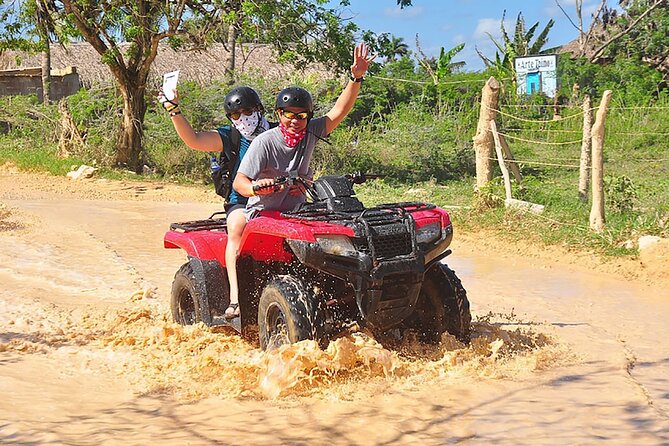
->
[330, 0, 608, 71]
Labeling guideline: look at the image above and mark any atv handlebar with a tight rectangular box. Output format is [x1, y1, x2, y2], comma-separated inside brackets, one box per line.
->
[252, 171, 305, 194]
[251, 171, 384, 195]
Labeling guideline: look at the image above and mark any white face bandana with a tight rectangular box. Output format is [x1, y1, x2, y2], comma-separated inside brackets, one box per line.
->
[232, 111, 261, 139]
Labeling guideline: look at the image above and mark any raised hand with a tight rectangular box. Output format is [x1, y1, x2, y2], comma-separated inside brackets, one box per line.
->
[350, 42, 377, 79]
[158, 89, 179, 111]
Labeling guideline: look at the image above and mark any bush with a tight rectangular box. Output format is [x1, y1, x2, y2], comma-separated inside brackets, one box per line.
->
[66, 86, 121, 165]
[315, 102, 476, 181]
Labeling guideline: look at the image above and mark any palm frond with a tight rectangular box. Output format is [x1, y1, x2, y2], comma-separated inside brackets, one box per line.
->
[529, 19, 554, 54]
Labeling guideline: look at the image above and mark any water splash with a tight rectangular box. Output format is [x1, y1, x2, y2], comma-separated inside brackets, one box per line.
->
[1, 292, 574, 401]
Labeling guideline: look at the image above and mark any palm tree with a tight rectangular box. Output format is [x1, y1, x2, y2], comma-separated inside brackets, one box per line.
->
[387, 35, 409, 60]
[477, 10, 555, 77]
[376, 33, 410, 61]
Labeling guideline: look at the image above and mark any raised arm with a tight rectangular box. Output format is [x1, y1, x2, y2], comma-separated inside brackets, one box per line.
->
[324, 42, 377, 135]
[158, 90, 223, 152]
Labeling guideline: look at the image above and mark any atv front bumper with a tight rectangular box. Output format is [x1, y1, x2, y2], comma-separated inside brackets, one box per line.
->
[286, 224, 453, 330]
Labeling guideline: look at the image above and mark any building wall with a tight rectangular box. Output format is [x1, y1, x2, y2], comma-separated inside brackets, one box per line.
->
[0, 67, 81, 101]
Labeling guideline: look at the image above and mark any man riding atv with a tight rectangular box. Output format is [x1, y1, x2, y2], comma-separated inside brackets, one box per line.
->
[165, 172, 471, 350]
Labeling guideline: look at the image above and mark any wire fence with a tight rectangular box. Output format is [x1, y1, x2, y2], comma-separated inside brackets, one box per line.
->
[474, 88, 668, 230]
[485, 100, 669, 174]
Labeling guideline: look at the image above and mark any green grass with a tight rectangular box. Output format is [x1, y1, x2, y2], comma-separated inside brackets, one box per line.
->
[1, 82, 668, 261]
[0, 136, 86, 175]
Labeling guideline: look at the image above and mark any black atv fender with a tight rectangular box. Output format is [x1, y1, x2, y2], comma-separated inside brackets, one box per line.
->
[186, 256, 229, 326]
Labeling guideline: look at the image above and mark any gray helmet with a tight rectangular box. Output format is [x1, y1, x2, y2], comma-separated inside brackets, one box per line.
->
[275, 86, 314, 113]
[224, 86, 263, 114]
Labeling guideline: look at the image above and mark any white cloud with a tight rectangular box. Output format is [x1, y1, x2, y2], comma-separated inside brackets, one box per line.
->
[383, 6, 424, 18]
[474, 18, 502, 40]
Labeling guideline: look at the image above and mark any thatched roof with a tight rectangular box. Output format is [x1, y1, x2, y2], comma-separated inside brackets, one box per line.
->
[0, 42, 331, 88]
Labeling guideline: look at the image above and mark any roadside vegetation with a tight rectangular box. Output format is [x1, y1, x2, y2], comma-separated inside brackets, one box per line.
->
[1, 1, 667, 258]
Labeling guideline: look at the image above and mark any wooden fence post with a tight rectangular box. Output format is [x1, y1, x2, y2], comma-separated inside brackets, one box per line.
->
[499, 133, 523, 186]
[473, 76, 500, 191]
[578, 95, 593, 201]
[589, 90, 612, 233]
[490, 120, 513, 201]
[490, 120, 544, 214]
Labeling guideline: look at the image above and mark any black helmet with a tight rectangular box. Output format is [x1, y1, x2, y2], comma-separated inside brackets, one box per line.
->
[224, 86, 262, 114]
[275, 86, 314, 113]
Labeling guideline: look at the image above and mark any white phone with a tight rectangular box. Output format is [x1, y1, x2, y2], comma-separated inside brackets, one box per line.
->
[162, 70, 180, 101]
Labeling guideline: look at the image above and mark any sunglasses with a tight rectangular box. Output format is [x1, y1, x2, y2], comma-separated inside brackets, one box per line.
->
[227, 108, 255, 120]
[280, 110, 310, 120]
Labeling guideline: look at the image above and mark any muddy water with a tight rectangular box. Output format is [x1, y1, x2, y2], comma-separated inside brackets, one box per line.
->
[1, 193, 669, 445]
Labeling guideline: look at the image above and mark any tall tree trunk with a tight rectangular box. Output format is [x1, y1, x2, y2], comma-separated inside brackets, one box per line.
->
[225, 24, 237, 85]
[116, 83, 147, 172]
[40, 45, 51, 104]
[576, 0, 584, 55]
[36, 0, 51, 105]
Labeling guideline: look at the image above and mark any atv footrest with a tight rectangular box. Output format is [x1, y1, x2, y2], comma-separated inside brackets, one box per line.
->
[170, 218, 228, 232]
[211, 315, 241, 332]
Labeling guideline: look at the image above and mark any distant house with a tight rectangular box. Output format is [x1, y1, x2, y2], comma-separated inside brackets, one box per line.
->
[0, 66, 80, 101]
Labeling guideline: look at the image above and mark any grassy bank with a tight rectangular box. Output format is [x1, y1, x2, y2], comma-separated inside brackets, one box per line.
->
[1, 74, 667, 259]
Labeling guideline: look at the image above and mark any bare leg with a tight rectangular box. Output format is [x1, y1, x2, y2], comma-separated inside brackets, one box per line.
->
[224, 208, 246, 318]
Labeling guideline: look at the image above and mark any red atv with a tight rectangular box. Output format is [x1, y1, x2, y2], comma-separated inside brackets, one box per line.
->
[164, 172, 471, 350]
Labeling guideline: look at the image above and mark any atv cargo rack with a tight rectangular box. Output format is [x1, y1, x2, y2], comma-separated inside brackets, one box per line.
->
[169, 211, 228, 233]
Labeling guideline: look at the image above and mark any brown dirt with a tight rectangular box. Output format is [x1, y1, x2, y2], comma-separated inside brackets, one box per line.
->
[3, 162, 669, 444]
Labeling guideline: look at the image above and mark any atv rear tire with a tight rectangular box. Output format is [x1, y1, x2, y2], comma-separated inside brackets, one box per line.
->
[258, 276, 323, 350]
[171, 262, 204, 325]
[412, 263, 471, 343]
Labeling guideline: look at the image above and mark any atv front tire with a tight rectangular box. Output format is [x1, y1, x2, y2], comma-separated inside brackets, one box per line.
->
[258, 276, 323, 350]
[171, 262, 204, 325]
[412, 263, 471, 343]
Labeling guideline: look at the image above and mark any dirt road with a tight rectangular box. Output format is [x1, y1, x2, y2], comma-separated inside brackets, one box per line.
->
[1, 167, 668, 445]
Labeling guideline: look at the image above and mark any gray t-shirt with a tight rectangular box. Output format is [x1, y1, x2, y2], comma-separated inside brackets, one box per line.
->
[237, 116, 327, 216]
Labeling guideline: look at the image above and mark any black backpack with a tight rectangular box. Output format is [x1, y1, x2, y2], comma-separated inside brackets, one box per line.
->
[212, 123, 277, 201]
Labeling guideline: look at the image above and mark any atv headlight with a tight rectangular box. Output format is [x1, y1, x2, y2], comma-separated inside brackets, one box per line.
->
[416, 222, 441, 245]
[316, 235, 356, 256]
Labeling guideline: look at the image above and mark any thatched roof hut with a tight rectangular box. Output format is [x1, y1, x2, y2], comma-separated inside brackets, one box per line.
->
[0, 42, 331, 88]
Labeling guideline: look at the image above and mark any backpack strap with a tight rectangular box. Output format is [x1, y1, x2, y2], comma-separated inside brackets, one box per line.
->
[222, 126, 240, 163]
[213, 126, 242, 201]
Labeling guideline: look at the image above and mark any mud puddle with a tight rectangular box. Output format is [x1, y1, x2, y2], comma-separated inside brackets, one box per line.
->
[1, 290, 571, 403]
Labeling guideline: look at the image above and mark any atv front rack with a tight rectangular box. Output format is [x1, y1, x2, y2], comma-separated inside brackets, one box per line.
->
[282, 201, 435, 222]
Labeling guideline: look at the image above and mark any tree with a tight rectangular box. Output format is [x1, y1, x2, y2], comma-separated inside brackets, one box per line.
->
[553, 0, 607, 58]
[55, 0, 361, 172]
[364, 32, 409, 61]
[555, 0, 667, 73]
[384, 35, 410, 61]
[593, 0, 668, 70]
[0, 0, 68, 104]
[415, 38, 466, 114]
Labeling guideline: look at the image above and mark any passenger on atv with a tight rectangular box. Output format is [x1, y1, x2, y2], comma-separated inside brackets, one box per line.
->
[232, 42, 376, 219]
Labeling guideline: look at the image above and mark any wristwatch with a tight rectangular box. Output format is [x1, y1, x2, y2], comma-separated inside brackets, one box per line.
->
[350, 75, 364, 83]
